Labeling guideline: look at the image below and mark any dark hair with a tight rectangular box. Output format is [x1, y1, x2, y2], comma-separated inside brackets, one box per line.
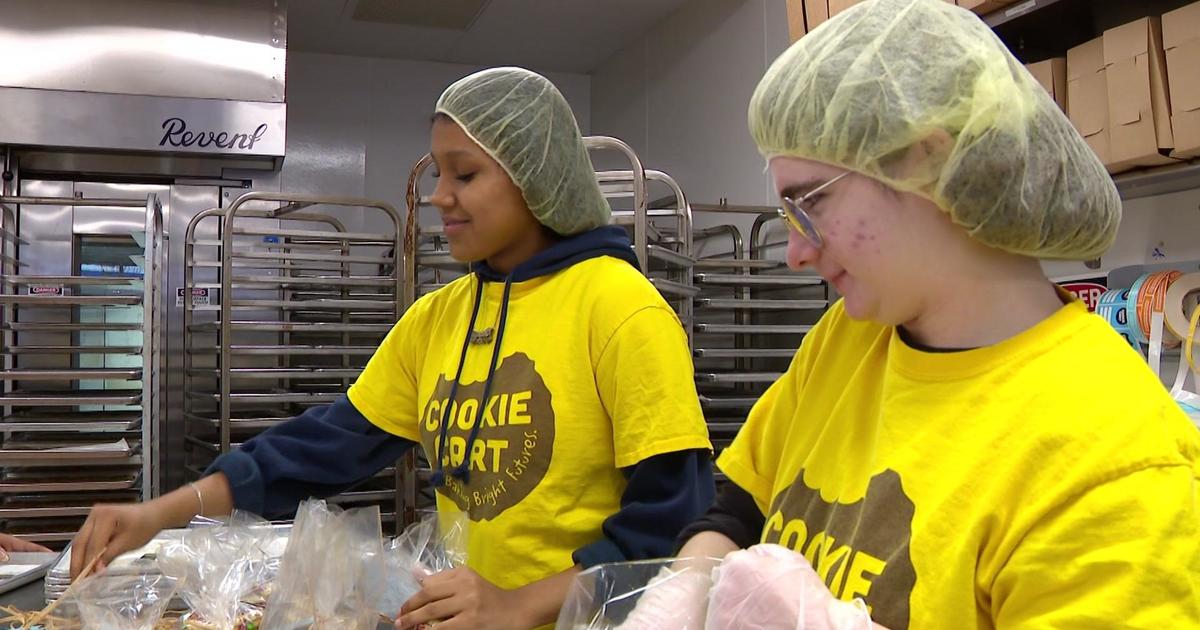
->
[431, 112, 452, 125]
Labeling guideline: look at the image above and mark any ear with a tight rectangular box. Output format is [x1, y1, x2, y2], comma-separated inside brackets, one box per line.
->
[880, 128, 954, 185]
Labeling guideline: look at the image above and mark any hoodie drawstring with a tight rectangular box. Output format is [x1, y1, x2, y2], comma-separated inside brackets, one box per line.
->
[431, 273, 515, 487]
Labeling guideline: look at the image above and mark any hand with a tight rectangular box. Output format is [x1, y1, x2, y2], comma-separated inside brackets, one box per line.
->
[69, 502, 164, 580]
[706, 544, 874, 630]
[0, 533, 51, 561]
[611, 557, 720, 630]
[397, 567, 527, 630]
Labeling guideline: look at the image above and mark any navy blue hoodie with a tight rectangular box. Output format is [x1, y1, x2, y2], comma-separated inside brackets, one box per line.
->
[208, 226, 714, 567]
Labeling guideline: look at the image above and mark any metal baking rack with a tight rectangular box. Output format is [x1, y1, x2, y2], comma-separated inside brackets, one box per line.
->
[0, 194, 165, 547]
[689, 204, 830, 465]
[181, 192, 404, 530]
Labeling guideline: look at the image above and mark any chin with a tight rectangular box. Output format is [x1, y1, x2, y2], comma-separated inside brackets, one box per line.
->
[839, 294, 878, 322]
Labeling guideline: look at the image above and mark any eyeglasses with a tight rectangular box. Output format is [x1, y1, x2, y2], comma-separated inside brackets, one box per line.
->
[777, 171, 852, 249]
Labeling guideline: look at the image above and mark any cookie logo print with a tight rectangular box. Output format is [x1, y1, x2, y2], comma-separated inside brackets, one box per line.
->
[762, 469, 917, 630]
[420, 353, 555, 520]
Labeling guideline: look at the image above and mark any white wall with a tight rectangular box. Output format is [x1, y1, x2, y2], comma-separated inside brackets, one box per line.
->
[590, 0, 790, 255]
[280, 52, 592, 231]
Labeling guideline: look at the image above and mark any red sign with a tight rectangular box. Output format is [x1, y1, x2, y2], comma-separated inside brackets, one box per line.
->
[1061, 281, 1107, 311]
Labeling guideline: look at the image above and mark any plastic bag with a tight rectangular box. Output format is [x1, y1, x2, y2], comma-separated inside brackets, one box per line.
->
[556, 557, 720, 630]
[69, 573, 180, 630]
[261, 500, 385, 630]
[157, 511, 287, 629]
[375, 511, 469, 620]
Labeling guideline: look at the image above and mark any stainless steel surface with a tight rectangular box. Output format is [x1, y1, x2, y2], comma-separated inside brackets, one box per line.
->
[0, 87, 286, 159]
[696, 298, 828, 310]
[694, 273, 822, 287]
[694, 323, 814, 335]
[0, 0, 285, 102]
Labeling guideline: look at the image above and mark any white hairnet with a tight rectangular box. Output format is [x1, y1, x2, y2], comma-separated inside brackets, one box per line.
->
[749, 0, 1120, 260]
[436, 67, 610, 236]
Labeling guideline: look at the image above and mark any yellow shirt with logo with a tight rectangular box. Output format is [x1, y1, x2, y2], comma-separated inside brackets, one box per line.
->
[348, 256, 711, 593]
[719, 298, 1200, 629]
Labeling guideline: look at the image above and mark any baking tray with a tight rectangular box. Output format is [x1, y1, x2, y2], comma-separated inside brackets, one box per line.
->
[694, 273, 823, 287]
[648, 278, 700, 298]
[693, 348, 796, 359]
[696, 372, 783, 384]
[1, 275, 141, 287]
[0, 345, 142, 355]
[0, 472, 139, 493]
[0, 295, 141, 306]
[230, 274, 394, 288]
[696, 298, 828, 310]
[694, 323, 814, 335]
[0, 551, 60, 596]
[0, 411, 142, 433]
[0, 389, 142, 406]
[647, 245, 693, 268]
[231, 226, 391, 243]
[0, 439, 134, 462]
[189, 367, 363, 379]
[698, 395, 760, 409]
[693, 258, 782, 270]
[188, 321, 392, 334]
[211, 345, 377, 356]
[0, 368, 142, 381]
[0, 322, 142, 332]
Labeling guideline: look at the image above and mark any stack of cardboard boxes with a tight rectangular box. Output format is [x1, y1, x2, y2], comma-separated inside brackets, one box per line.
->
[1062, 2, 1200, 174]
[785, 0, 1016, 41]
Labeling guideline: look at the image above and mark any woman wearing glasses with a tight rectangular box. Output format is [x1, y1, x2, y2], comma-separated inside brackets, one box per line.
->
[628, 0, 1200, 628]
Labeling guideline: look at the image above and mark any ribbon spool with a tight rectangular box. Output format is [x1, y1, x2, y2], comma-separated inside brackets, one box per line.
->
[1163, 272, 1200, 343]
[1127, 271, 1183, 347]
[1096, 288, 1138, 348]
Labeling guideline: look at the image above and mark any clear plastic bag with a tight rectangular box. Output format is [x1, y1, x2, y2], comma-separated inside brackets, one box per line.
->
[556, 557, 720, 630]
[157, 511, 286, 629]
[68, 573, 181, 630]
[261, 500, 385, 630]
[374, 511, 469, 619]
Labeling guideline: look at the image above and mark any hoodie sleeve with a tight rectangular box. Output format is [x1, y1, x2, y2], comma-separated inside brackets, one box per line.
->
[206, 395, 417, 519]
[572, 448, 715, 567]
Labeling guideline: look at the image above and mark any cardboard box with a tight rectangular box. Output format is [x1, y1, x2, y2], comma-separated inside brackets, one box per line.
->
[786, 0, 808, 42]
[1026, 58, 1068, 113]
[1067, 37, 1111, 166]
[802, 0, 861, 31]
[1163, 1, 1200, 158]
[956, 0, 1017, 14]
[1103, 17, 1175, 173]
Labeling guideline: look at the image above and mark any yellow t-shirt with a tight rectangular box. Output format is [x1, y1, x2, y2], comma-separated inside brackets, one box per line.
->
[349, 256, 711, 593]
[719, 298, 1200, 630]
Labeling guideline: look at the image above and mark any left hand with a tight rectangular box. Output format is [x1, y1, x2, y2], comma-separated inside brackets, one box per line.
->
[397, 567, 528, 630]
[706, 544, 876, 630]
[0, 533, 51, 562]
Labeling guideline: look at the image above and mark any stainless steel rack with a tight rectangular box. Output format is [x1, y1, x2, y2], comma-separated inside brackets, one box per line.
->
[181, 192, 405, 530]
[0, 193, 165, 546]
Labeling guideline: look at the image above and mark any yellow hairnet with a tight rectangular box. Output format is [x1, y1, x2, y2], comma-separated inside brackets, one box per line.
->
[436, 67, 610, 236]
[749, 0, 1120, 260]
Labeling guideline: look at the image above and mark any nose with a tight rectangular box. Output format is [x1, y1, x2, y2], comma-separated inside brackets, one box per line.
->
[786, 229, 819, 270]
[429, 173, 454, 211]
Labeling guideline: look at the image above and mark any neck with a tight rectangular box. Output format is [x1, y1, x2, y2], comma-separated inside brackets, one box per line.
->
[484, 228, 559, 275]
[902, 250, 1063, 349]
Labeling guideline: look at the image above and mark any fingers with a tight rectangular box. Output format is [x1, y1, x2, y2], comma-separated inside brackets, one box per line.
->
[397, 596, 463, 629]
[69, 515, 97, 579]
[399, 575, 461, 616]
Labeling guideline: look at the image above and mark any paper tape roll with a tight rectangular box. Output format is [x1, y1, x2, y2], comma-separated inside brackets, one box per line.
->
[1097, 288, 1138, 348]
[1127, 274, 1149, 345]
[1128, 271, 1183, 347]
[1164, 272, 1200, 342]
